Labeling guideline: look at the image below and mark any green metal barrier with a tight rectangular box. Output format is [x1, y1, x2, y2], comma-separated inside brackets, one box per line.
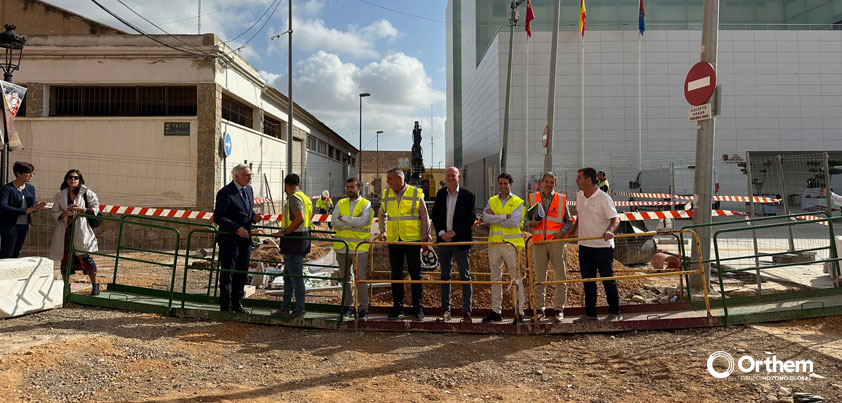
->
[712, 215, 842, 324]
[64, 213, 182, 310]
[183, 226, 350, 324]
[677, 212, 840, 303]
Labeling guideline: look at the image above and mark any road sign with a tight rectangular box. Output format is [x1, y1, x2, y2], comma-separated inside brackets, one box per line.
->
[684, 62, 716, 106]
[222, 132, 232, 157]
[542, 126, 549, 148]
[689, 104, 712, 122]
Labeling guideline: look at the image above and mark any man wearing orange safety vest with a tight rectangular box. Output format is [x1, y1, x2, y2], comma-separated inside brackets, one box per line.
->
[528, 172, 574, 323]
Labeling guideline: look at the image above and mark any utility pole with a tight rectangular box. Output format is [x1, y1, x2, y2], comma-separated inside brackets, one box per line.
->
[197, 0, 201, 34]
[543, 0, 561, 173]
[689, 0, 720, 291]
[430, 104, 434, 170]
[286, 0, 294, 176]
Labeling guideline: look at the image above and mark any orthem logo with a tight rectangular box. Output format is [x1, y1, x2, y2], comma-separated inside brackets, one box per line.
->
[707, 351, 814, 380]
[707, 351, 735, 379]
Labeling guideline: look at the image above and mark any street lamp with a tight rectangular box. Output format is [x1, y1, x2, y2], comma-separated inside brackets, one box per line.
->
[0, 24, 25, 183]
[358, 92, 370, 179]
[376, 130, 383, 196]
[0, 25, 25, 82]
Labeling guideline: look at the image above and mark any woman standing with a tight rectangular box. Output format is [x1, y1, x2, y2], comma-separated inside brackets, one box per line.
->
[0, 162, 47, 258]
[50, 169, 100, 295]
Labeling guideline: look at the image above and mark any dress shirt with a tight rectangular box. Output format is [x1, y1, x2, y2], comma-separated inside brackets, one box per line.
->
[331, 196, 372, 230]
[482, 193, 523, 228]
[438, 185, 460, 236]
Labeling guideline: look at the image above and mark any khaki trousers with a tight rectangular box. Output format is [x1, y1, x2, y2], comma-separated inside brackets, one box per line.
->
[532, 242, 567, 310]
[337, 250, 370, 311]
[489, 244, 525, 315]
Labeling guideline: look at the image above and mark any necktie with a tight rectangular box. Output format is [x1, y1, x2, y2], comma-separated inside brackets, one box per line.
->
[241, 188, 250, 211]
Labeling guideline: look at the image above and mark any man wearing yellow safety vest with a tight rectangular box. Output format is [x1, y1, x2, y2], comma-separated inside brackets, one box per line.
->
[377, 168, 432, 321]
[331, 177, 373, 321]
[271, 173, 312, 319]
[597, 170, 611, 194]
[528, 172, 575, 323]
[480, 173, 526, 323]
[316, 190, 334, 229]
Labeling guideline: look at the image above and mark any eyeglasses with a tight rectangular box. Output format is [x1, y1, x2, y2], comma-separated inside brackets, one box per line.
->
[67, 176, 80, 180]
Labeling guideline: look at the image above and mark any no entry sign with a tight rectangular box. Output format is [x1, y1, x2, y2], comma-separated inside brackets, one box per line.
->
[684, 62, 716, 106]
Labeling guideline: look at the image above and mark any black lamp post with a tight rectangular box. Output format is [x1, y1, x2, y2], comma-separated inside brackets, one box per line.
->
[358, 92, 370, 179]
[0, 24, 25, 183]
[376, 130, 382, 196]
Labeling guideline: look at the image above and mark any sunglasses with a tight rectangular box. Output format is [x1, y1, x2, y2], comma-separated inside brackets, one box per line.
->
[66, 176, 80, 180]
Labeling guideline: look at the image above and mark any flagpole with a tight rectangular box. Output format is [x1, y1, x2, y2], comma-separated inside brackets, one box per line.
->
[580, 35, 585, 167]
[638, 31, 642, 171]
[525, 34, 530, 196]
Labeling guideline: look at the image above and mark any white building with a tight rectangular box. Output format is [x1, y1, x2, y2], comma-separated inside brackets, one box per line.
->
[447, 0, 842, 203]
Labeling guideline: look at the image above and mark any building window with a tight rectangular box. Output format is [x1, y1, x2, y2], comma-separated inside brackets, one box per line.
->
[334, 149, 342, 161]
[307, 136, 317, 151]
[263, 115, 284, 140]
[328, 145, 334, 159]
[221, 94, 253, 128]
[50, 86, 197, 116]
[318, 140, 327, 155]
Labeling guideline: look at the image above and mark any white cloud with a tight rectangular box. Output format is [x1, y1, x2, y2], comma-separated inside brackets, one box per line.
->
[263, 51, 445, 154]
[259, 70, 281, 83]
[297, 0, 325, 17]
[271, 17, 400, 59]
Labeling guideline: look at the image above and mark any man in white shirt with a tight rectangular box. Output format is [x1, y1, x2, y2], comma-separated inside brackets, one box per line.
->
[571, 167, 622, 322]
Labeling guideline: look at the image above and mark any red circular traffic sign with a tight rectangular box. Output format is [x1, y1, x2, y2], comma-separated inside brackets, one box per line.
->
[542, 126, 549, 148]
[684, 62, 716, 106]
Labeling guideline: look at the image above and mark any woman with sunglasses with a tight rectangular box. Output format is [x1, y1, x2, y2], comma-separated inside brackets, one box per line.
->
[50, 169, 100, 295]
[0, 161, 48, 258]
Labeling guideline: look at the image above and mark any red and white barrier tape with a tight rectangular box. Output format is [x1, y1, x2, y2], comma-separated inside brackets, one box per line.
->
[793, 215, 830, 226]
[254, 196, 271, 205]
[565, 200, 685, 207]
[614, 192, 780, 204]
[615, 209, 745, 222]
[98, 205, 330, 222]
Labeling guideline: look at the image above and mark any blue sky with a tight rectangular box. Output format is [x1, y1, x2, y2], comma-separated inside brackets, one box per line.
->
[45, 0, 449, 167]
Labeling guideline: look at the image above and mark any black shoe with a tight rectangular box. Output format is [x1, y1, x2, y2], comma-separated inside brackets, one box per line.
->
[482, 312, 503, 323]
[232, 304, 247, 314]
[289, 311, 306, 319]
[358, 310, 368, 321]
[91, 284, 100, 296]
[512, 314, 528, 324]
[271, 308, 290, 317]
[413, 307, 425, 321]
[387, 306, 404, 320]
[343, 306, 355, 319]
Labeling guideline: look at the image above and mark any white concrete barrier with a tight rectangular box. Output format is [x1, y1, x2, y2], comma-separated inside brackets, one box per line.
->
[0, 257, 63, 318]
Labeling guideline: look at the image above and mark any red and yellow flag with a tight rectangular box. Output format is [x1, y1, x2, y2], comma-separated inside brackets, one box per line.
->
[578, 0, 587, 37]
[525, 0, 535, 38]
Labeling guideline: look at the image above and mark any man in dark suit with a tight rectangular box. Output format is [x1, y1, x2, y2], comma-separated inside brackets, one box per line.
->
[213, 163, 262, 312]
[431, 166, 476, 322]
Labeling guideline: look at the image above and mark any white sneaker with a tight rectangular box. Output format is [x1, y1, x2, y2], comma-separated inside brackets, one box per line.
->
[603, 314, 623, 322]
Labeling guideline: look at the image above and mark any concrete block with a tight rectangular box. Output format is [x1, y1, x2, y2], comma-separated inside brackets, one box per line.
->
[0, 257, 63, 318]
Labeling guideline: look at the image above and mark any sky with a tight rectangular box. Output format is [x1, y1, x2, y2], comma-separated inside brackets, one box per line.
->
[44, 0, 449, 168]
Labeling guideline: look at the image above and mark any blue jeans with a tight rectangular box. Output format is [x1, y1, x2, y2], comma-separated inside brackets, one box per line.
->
[439, 245, 472, 313]
[281, 254, 306, 313]
[579, 245, 620, 317]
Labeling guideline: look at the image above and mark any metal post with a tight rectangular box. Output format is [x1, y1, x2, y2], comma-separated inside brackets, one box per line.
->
[543, 0, 561, 173]
[776, 155, 795, 252]
[689, 0, 720, 291]
[824, 152, 840, 285]
[286, 0, 293, 177]
[745, 152, 761, 294]
[500, 1, 518, 173]
[376, 131, 381, 196]
[359, 98, 363, 179]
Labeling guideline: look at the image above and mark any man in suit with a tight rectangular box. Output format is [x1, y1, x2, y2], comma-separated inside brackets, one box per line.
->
[213, 163, 262, 312]
[431, 166, 476, 322]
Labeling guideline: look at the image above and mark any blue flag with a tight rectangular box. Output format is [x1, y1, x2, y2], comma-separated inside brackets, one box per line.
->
[639, 0, 645, 35]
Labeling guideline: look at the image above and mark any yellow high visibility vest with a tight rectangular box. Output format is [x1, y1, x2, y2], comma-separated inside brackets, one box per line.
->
[333, 197, 372, 252]
[382, 185, 424, 242]
[488, 194, 525, 250]
[282, 190, 312, 233]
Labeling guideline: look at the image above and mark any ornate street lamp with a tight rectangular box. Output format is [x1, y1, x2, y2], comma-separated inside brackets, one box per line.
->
[358, 92, 370, 179]
[0, 25, 26, 82]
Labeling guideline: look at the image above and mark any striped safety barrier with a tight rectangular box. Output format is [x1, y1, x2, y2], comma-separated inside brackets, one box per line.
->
[98, 205, 330, 223]
[565, 200, 685, 207]
[793, 215, 831, 226]
[254, 196, 272, 205]
[615, 209, 745, 222]
[614, 192, 780, 204]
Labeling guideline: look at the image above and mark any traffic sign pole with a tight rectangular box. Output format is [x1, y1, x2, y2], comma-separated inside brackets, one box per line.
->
[690, 0, 720, 292]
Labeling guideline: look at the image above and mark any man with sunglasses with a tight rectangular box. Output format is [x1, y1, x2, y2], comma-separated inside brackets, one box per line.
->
[213, 164, 262, 313]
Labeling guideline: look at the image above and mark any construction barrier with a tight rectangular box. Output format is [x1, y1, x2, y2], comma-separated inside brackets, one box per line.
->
[527, 229, 712, 324]
[614, 192, 781, 203]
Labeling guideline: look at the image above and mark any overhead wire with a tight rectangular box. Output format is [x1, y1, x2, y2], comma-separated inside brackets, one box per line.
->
[222, 0, 282, 56]
[355, 0, 446, 24]
[223, 0, 281, 44]
[90, 0, 212, 57]
[114, 0, 210, 55]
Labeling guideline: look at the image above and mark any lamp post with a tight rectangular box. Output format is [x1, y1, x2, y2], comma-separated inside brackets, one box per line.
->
[376, 130, 383, 195]
[358, 92, 370, 179]
[0, 24, 25, 183]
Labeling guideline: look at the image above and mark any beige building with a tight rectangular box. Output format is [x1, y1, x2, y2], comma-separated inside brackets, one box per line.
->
[3, 0, 356, 212]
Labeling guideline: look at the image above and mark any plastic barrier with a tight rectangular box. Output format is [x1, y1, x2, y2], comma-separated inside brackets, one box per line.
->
[0, 257, 63, 318]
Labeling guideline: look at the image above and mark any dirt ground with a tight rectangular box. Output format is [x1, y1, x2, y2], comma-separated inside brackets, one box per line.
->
[1, 306, 841, 402]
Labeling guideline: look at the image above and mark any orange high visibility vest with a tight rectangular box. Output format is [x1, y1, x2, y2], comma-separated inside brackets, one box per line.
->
[529, 192, 567, 242]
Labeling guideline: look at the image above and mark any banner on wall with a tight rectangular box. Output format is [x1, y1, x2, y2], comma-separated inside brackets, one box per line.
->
[0, 81, 26, 150]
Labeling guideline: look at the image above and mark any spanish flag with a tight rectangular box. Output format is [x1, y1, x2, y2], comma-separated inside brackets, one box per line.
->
[578, 0, 587, 37]
[525, 0, 535, 38]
